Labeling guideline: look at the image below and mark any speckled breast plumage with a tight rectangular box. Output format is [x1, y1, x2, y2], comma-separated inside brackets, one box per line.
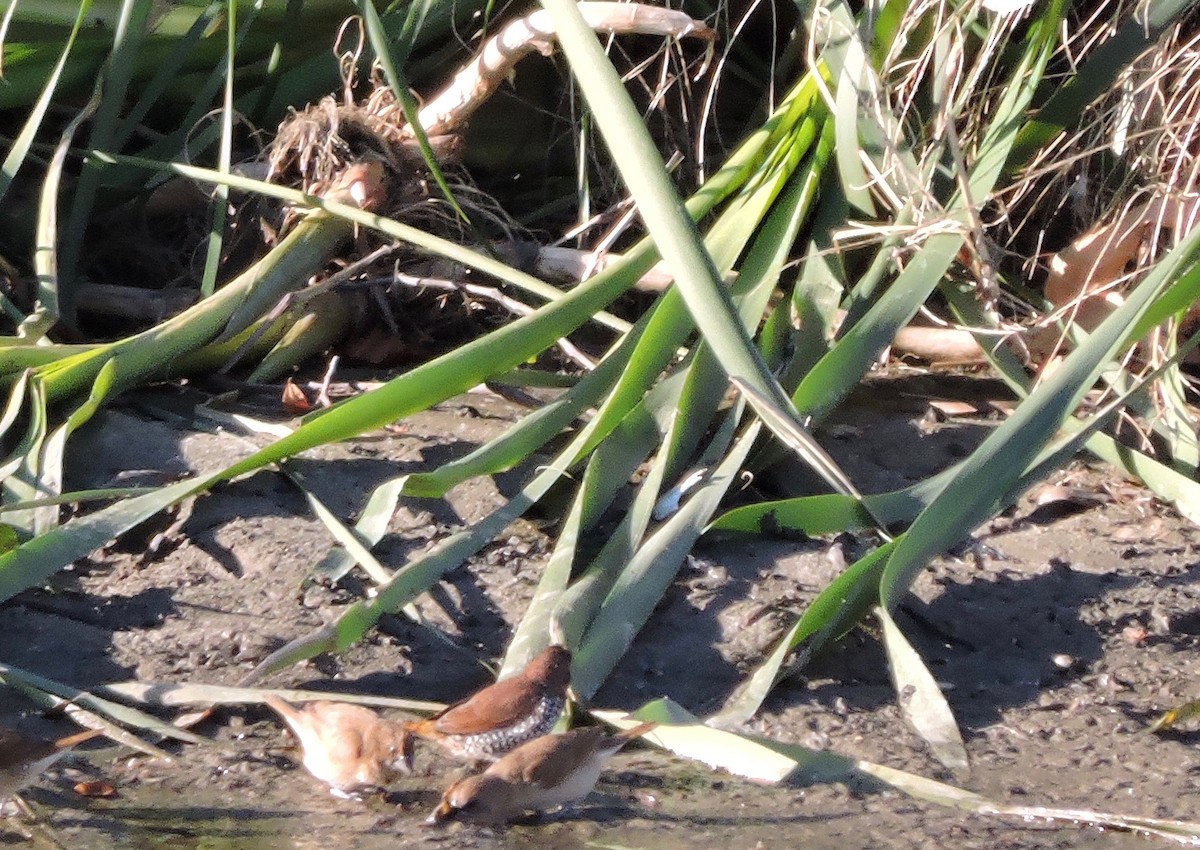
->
[449, 695, 565, 760]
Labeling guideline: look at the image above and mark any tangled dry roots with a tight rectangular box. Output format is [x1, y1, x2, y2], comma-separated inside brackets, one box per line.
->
[265, 14, 462, 224]
[266, 88, 448, 216]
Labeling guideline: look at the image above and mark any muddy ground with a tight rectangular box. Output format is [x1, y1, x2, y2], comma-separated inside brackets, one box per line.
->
[2, 373, 1200, 849]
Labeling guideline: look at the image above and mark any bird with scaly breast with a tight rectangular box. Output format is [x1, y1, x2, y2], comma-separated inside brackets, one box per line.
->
[263, 696, 412, 797]
[0, 726, 101, 804]
[428, 721, 657, 825]
[403, 645, 572, 763]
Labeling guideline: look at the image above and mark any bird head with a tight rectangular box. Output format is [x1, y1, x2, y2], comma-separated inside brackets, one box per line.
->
[427, 773, 512, 825]
[524, 644, 572, 693]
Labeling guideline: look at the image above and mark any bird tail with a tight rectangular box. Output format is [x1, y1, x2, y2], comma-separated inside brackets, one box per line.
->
[400, 717, 435, 738]
[263, 694, 307, 735]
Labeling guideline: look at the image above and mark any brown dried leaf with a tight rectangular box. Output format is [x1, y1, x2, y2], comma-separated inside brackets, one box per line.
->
[73, 781, 117, 798]
[1035, 197, 1200, 363]
[1031, 484, 1103, 508]
[927, 400, 986, 417]
[1033, 484, 1074, 506]
[282, 379, 311, 415]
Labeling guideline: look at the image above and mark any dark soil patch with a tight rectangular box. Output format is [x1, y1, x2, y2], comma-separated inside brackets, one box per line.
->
[3, 378, 1199, 848]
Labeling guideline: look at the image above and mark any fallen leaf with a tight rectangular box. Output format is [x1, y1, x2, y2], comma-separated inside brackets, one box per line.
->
[927, 400, 985, 417]
[73, 781, 116, 798]
[281, 379, 310, 415]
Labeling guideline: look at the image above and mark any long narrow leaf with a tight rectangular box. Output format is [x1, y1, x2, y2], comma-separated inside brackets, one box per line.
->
[878, 605, 968, 772]
[879, 224, 1200, 612]
[540, 0, 857, 502]
[0, 0, 94, 206]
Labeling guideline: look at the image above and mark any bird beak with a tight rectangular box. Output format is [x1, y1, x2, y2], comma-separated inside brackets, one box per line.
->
[427, 800, 458, 825]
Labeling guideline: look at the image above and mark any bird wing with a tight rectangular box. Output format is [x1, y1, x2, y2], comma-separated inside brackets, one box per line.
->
[518, 723, 655, 786]
[516, 729, 606, 787]
[305, 704, 377, 759]
[433, 676, 544, 734]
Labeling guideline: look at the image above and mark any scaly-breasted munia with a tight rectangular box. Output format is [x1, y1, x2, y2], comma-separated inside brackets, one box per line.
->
[404, 645, 572, 762]
[0, 726, 100, 802]
[428, 721, 657, 825]
[263, 696, 412, 797]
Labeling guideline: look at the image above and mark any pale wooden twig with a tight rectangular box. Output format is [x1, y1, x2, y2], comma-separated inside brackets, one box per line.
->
[410, 3, 714, 138]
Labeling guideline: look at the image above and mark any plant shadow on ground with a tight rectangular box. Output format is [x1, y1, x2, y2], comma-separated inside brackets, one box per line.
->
[4, 379, 1200, 848]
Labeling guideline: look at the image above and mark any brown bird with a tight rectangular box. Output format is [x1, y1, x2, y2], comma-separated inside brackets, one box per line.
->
[428, 721, 657, 825]
[0, 726, 101, 802]
[404, 645, 572, 763]
[264, 696, 412, 797]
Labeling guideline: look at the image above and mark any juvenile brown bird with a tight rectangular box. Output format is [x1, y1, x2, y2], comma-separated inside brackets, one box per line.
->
[0, 726, 101, 803]
[404, 645, 572, 762]
[263, 696, 412, 798]
[428, 721, 657, 825]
